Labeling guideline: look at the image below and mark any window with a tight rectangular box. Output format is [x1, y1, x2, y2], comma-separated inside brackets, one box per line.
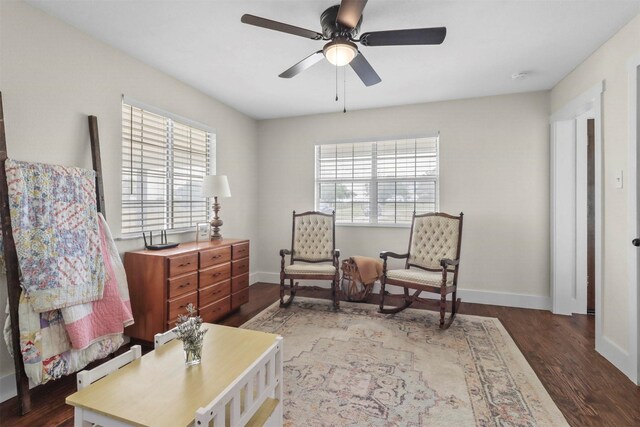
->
[315, 136, 438, 225]
[121, 101, 215, 235]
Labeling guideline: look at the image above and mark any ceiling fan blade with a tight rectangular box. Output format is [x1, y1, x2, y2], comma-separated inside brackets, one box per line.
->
[279, 51, 324, 78]
[349, 52, 381, 87]
[241, 14, 323, 40]
[337, 0, 368, 29]
[360, 27, 447, 46]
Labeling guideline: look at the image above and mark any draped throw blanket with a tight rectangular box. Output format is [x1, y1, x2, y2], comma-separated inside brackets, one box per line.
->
[2, 214, 132, 384]
[3, 294, 124, 386]
[61, 214, 133, 350]
[5, 159, 105, 312]
[350, 256, 383, 285]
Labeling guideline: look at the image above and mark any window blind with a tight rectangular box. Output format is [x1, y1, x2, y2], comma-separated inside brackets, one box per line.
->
[121, 102, 213, 235]
[316, 136, 438, 224]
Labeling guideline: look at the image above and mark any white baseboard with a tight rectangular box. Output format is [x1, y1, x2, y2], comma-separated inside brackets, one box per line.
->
[597, 336, 635, 383]
[0, 372, 36, 403]
[254, 272, 551, 311]
[0, 373, 16, 403]
[457, 289, 551, 310]
[249, 272, 260, 285]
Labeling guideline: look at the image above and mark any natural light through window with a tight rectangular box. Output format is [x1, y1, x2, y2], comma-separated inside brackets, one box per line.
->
[121, 101, 215, 235]
[315, 136, 439, 225]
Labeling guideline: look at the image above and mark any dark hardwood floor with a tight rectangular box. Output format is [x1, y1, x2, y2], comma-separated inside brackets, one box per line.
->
[1, 282, 638, 426]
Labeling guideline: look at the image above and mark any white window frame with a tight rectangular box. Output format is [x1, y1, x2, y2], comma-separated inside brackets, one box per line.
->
[120, 96, 216, 237]
[314, 134, 439, 227]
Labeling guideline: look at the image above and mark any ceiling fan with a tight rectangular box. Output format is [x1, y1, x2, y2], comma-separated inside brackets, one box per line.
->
[241, 0, 446, 87]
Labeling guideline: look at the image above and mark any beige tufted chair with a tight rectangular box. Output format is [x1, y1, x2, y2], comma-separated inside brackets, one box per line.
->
[279, 210, 341, 308]
[379, 212, 464, 329]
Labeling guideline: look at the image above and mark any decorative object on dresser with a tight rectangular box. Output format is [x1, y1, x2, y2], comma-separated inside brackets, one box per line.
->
[124, 239, 250, 343]
[379, 212, 463, 329]
[279, 210, 340, 308]
[201, 174, 231, 240]
[195, 222, 211, 242]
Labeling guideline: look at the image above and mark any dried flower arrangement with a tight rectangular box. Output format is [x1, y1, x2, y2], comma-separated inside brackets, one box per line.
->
[175, 303, 208, 365]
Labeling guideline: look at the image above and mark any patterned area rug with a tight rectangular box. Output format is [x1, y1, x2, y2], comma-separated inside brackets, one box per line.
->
[241, 297, 568, 427]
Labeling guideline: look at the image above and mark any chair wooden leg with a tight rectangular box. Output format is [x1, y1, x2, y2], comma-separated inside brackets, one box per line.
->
[439, 286, 447, 329]
[378, 279, 386, 312]
[331, 278, 340, 309]
[379, 286, 414, 314]
[441, 298, 461, 330]
[279, 274, 285, 305]
[280, 279, 297, 307]
[451, 290, 458, 316]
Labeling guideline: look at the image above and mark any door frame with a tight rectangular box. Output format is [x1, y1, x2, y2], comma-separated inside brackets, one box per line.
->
[627, 54, 639, 385]
[550, 80, 603, 336]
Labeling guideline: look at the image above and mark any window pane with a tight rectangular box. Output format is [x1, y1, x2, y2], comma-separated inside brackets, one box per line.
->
[121, 103, 213, 235]
[315, 136, 438, 225]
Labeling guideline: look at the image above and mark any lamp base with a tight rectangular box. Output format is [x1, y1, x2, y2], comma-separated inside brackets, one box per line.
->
[210, 197, 223, 241]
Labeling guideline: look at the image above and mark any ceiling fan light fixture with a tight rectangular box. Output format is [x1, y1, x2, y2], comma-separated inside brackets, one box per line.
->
[323, 39, 358, 66]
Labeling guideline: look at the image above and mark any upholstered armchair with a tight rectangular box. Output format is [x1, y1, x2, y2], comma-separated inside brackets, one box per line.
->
[379, 212, 463, 329]
[279, 211, 341, 308]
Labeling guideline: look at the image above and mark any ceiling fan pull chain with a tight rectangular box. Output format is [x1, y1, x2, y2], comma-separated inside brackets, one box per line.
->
[335, 62, 339, 101]
[343, 66, 347, 113]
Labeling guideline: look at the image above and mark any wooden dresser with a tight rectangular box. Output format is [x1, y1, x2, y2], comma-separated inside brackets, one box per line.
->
[124, 239, 250, 343]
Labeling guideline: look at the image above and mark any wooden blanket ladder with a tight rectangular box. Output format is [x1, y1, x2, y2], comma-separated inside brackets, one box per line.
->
[0, 91, 106, 415]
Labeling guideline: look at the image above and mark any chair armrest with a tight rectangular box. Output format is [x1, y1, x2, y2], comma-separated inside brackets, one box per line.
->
[380, 251, 409, 260]
[440, 258, 459, 268]
[279, 249, 291, 257]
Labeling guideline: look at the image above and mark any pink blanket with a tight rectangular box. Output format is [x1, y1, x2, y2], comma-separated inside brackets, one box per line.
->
[61, 214, 133, 350]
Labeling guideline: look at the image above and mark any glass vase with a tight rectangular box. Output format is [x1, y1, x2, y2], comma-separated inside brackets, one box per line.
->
[183, 340, 203, 366]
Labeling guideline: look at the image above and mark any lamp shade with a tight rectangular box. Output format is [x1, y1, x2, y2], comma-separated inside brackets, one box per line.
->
[201, 175, 231, 198]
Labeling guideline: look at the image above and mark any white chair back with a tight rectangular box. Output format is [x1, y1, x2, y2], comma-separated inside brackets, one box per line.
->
[154, 327, 178, 349]
[76, 345, 142, 390]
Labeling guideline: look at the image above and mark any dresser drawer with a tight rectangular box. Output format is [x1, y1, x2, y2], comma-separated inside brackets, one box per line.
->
[232, 242, 249, 260]
[199, 262, 231, 288]
[167, 291, 197, 323]
[231, 257, 249, 277]
[199, 246, 231, 269]
[199, 280, 230, 308]
[231, 273, 249, 293]
[168, 253, 198, 278]
[168, 272, 198, 299]
[200, 296, 230, 323]
[231, 288, 249, 310]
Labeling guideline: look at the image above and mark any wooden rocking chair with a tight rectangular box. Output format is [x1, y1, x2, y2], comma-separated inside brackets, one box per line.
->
[379, 212, 464, 329]
[279, 210, 340, 308]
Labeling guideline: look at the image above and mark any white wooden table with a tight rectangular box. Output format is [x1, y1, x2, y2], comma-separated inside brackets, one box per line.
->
[66, 324, 283, 427]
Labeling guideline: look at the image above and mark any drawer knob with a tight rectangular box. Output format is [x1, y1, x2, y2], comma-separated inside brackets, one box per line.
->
[179, 283, 190, 288]
[179, 262, 191, 267]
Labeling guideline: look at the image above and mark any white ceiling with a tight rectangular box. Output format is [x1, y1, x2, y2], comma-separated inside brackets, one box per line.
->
[27, 0, 640, 120]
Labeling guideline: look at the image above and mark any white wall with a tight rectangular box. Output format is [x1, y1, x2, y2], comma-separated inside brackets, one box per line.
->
[0, 1, 258, 395]
[256, 91, 551, 307]
[550, 14, 640, 355]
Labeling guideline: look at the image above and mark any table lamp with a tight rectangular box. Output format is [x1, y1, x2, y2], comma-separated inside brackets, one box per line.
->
[201, 175, 231, 240]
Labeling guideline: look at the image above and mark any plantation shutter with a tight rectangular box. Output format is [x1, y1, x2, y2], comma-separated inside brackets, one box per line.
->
[315, 136, 438, 224]
[121, 102, 213, 235]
